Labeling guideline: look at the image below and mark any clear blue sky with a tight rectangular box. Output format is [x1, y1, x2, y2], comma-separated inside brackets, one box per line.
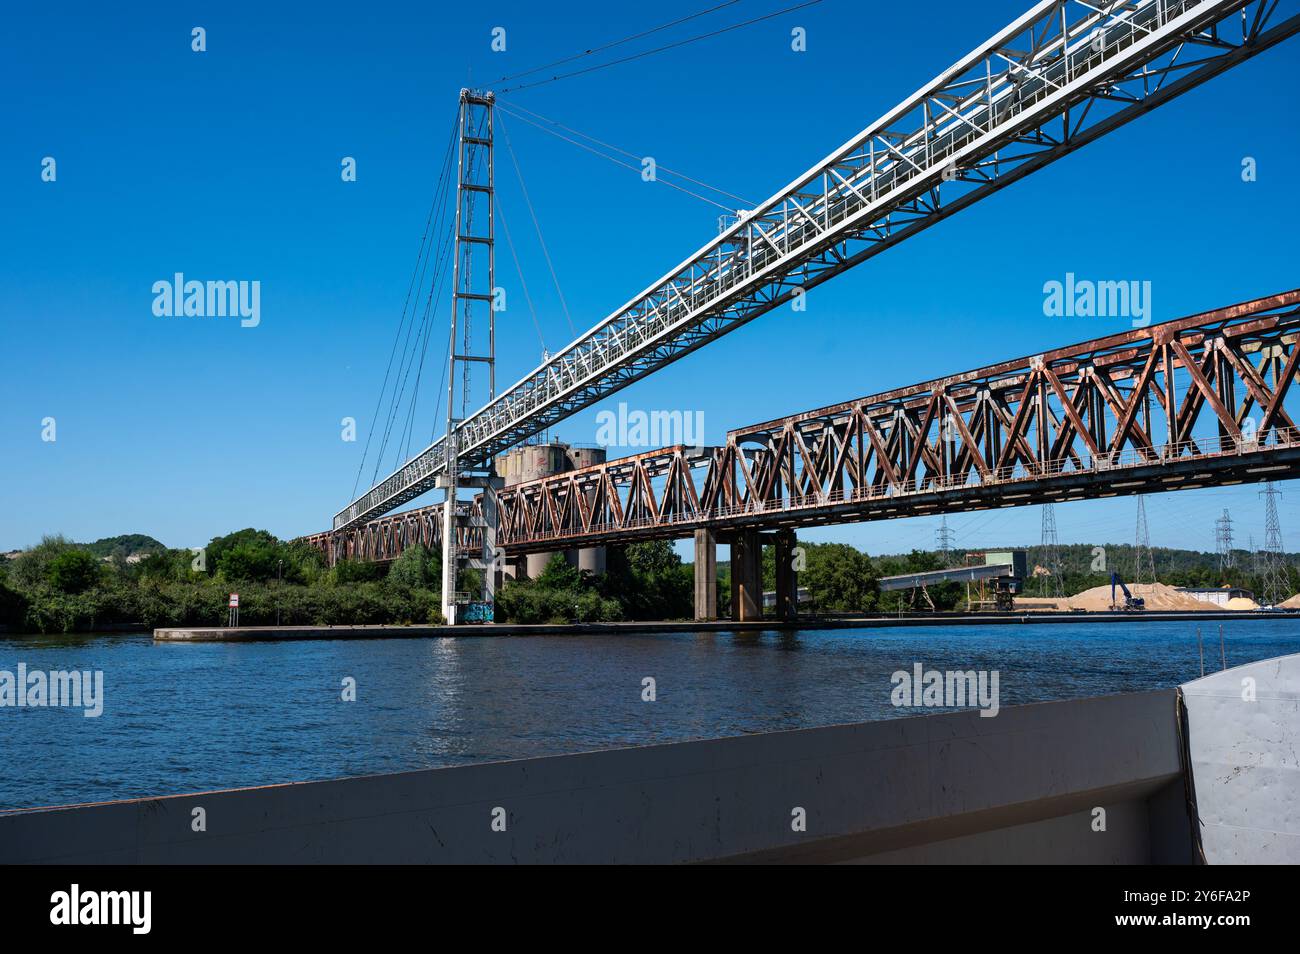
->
[2, 0, 1297, 559]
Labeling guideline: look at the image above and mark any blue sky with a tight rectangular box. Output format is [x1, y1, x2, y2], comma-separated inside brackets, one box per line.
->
[2, 0, 1298, 560]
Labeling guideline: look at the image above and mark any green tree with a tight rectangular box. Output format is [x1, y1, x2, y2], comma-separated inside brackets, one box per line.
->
[388, 544, 436, 589]
[803, 542, 878, 613]
[46, 549, 103, 594]
[206, 529, 282, 582]
[329, 558, 385, 585]
[600, 541, 693, 620]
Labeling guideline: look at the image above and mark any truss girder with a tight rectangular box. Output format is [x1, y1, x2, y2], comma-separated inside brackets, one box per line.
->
[305, 291, 1300, 562]
[486, 291, 1300, 551]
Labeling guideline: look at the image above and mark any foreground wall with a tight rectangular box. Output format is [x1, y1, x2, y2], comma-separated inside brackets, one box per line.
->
[0, 690, 1190, 864]
[1182, 652, 1300, 863]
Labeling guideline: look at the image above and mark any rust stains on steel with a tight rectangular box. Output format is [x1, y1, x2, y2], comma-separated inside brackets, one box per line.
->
[304, 290, 1300, 562]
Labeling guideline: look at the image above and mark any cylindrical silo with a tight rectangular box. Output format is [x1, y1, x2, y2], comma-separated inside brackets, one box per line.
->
[567, 446, 607, 576]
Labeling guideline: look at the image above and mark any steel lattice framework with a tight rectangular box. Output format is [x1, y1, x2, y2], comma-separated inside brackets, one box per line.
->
[333, 0, 1300, 532]
[305, 291, 1300, 562]
[493, 291, 1300, 551]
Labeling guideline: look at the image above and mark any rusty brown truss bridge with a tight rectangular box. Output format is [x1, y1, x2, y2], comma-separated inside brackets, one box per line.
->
[304, 290, 1300, 564]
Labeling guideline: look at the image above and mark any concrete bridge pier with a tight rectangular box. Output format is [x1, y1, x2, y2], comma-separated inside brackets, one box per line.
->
[693, 529, 716, 620]
[730, 529, 762, 622]
[774, 529, 798, 621]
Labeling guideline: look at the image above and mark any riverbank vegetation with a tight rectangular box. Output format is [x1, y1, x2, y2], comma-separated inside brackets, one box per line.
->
[0, 531, 696, 632]
[0, 531, 443, 633]
[2, 530, 1294, 633]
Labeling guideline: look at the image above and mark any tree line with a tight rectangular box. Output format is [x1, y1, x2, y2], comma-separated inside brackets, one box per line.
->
[0, 530, 698, 632]
[3, 529, 1295, 633]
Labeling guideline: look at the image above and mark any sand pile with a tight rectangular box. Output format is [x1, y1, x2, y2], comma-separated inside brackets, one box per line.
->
[1224, 596, 1261, 611]
[1064, 581, 1210, 612]
[1278, 593, 1300, 609]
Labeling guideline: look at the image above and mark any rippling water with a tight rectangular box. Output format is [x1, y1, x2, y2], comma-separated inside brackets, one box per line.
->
[2, 619, 1298, 810]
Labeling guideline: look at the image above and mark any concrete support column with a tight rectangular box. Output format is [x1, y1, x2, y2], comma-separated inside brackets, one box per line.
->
[693, 529, 717, 621]
[730, 529, 762, 622]
[774, 529, 797, 621]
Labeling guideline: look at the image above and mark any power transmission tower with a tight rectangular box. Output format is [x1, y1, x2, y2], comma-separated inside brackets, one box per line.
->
[1133, 495, 1156, 586]
[935, 516, 955, 568]
[1260, 482, 1287, 606]
[1039, 503, 1064, 598]
[1215, 509, 1235, 572]
[1247, 534, 1260, 576]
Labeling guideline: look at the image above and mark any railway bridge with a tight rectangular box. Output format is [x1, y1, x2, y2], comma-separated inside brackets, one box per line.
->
[304, 291, 1300, 620]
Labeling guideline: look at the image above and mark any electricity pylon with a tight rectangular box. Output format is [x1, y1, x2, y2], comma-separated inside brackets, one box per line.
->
[1133, 496, 1156, 586]
[1215, 509, 1235, 572]
[1039, 503, 1064, 598]
[1260, 482, 1287, 606]
[935, 515, 956, 568]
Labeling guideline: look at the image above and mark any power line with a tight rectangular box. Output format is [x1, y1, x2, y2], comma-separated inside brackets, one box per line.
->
[491, 0, 743, 86]
[497, 0, 827, 93]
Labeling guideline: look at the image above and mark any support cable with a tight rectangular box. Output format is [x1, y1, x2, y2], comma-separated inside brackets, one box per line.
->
[499, 100, 756, 206]
[387, 164, 464, 470]
[496, 111, 577, 336]
[371, 128, 460, 482]
[372, 189, 453, 480]
[351, 109, 458, 499]
[497, 0, 827, 93]
[397, 240, 456, 465]
[491, 0, 743, 86]
[496, 103, 738, 212]
[496, 193, 549, 353]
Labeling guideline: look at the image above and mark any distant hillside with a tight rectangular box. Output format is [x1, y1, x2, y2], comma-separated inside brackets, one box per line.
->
[79, 534, 167, 560]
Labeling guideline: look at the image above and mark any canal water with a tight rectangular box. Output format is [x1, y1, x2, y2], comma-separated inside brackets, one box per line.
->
[2, 619, 1298, 810]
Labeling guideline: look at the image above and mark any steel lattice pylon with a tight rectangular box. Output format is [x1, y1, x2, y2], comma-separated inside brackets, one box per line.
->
[1259, 482, 1287, 606]
[936, 515, 956, 568]
[440, 89, 498, 623]
[1133, 496, 1156, 586]
[334, 0, 1300, 533]
[1039, 503, 1064, 598]
[1215, 508, 1235, 572]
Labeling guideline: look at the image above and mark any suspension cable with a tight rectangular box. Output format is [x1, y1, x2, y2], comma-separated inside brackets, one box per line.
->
[385, 145, 466, 471]
[491, 0, 743, 87]
[497, 0, 827, 93]
[496, 103, 738, 212]
[496, 192, 549, 353]
[372, 119, 466, 479]
[499, 100, 756, 207]
[496, 111, 577, 337]
[397, 234, 456, 465]
[351, 108, 458, 499]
